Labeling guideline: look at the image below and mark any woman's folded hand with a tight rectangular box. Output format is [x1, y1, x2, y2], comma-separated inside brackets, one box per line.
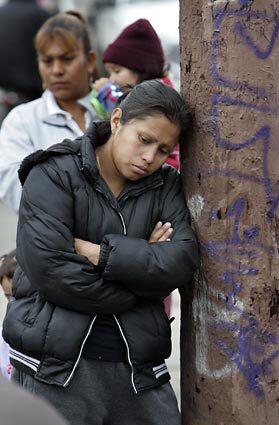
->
[74, 238, 100, 266]
[148, 221, 173, 244]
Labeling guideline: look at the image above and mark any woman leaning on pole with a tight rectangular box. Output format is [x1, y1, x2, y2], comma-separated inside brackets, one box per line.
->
[3, 80, 199, 425]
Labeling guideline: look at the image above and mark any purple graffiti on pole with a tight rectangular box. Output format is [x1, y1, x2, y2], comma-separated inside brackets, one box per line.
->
[212, 317, 279, 397]
[238, 0, 251, 5]
[211, 7, 279, 98]
[200, 2, 279, 396]
[233, 19, 279, 60]
[202, 198, 279, 397]
[208, 93, 279, 220]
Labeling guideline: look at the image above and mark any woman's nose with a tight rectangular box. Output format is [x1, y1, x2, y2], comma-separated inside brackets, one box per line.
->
[52, 60, 64, 75]
[142, 147, 156, 164]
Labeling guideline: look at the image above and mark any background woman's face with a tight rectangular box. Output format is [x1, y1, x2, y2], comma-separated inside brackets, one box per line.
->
[110, 111, 180, 181]
[38, 38, 95, 102]
[105, 63, 140, 88]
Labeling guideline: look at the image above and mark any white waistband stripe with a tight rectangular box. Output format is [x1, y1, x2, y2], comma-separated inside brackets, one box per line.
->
[154, 369, 168, 379]
[9, 348, 40, 372]
[152, 362, 168, 380]
[10, 348, 40, 365]
[9, 353, 38, 372]
[153, 363, 166, 372]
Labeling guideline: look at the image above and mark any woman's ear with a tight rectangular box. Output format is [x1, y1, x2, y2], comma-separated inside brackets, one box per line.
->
[87, 50, 96, 75]
[110, 108, 122, 133]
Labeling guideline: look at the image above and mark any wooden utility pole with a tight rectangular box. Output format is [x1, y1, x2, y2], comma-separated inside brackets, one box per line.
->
[180, 1, 279, 424]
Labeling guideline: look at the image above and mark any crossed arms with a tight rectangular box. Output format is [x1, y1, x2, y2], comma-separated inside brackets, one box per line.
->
[16, 161, 198, 315]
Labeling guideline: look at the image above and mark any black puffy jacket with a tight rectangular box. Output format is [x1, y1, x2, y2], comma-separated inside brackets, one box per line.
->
[3, 122, 198, 393]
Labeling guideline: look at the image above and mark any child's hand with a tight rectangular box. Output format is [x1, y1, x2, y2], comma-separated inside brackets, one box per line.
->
[74, 239, 100, 266]
[149, 222, 173, 243]
[93, 77, 110, 92]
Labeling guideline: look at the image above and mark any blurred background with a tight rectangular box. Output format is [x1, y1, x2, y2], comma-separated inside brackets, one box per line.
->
[0, 0, 180, 71]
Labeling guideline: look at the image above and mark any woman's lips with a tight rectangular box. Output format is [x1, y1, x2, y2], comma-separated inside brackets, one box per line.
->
[51, 82, 69, 89]
[132, 165, 148, 175]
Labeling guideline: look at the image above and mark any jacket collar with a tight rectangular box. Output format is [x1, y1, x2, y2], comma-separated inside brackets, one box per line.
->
[41, 90, 95, 127]
[18, 139, 80, 186]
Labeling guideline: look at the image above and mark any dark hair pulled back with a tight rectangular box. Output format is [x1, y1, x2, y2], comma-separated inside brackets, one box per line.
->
[96, 80, 192, 146]
[35, 10, 92, 55]
[117, 80, 192, 145]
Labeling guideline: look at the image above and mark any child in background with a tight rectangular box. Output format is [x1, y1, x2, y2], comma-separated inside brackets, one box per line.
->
[91, 19, 179, 172]
[91, 19, 173, 119]
[0, 250, 16, 379]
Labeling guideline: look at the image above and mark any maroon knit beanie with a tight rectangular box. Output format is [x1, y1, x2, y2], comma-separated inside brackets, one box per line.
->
[103, 19, 165, 76]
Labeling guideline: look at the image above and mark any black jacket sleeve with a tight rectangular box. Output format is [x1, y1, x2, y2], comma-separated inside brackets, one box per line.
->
[101, 168, 199, 299]
[16, 162, 136, 315]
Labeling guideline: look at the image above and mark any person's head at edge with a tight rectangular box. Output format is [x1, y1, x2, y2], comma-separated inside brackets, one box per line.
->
[0, 250, 16, 301]
[102, 19, 165, 88]
[96, 80, 192, 193]
[34, 10, 96, 108]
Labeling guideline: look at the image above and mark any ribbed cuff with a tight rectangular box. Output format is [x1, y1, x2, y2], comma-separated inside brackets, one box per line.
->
[95, 241, 111, 272]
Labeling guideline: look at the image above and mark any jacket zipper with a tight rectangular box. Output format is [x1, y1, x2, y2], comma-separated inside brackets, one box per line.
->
[118, 180, 164, 206]
[113, 314, 137, 394]
[117, 210, 127, 234]
[63, 315, 97, 387]
[63, 211, 132, 389]
[94, 185, 128, 234]
[113, 210, 137, 393]
[70, 177, 139, 392]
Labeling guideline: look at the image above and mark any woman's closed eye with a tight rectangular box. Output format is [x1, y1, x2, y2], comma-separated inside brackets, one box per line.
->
[139, 135, 151, 145]
[159, 147, 170, 155]
[40, 55, 74, 65]
[41, 57, 52, 65]
[139, 135, 170, 155]
[62, 55, 75, 62]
